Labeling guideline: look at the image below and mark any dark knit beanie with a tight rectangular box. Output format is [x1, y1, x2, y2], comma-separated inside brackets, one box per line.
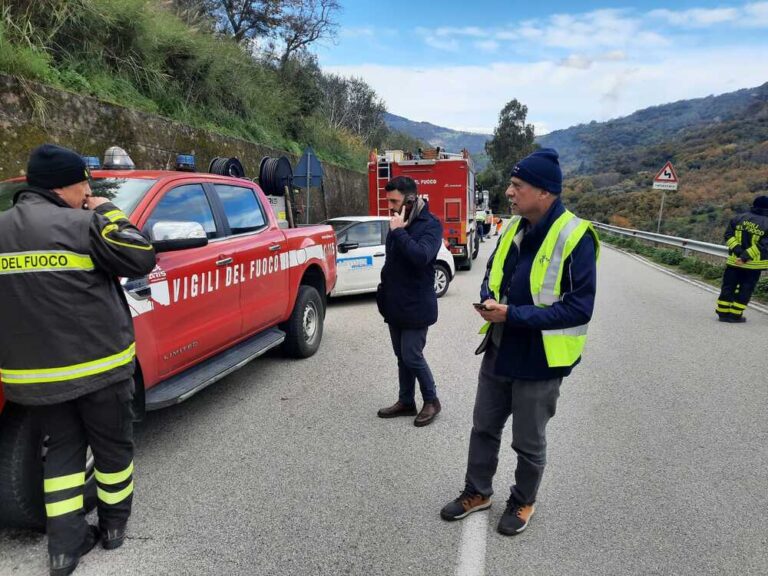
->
[26, 144, 89, 190]
[753, 195, 768, 210]
[510, 148, 563, 194]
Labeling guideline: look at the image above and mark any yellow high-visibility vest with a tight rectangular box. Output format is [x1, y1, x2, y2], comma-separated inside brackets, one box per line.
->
[484, 210, 600, 367]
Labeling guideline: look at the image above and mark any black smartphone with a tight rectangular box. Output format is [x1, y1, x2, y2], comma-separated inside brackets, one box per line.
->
[473, 302, 489, 311]
[401, 197, 415, 220]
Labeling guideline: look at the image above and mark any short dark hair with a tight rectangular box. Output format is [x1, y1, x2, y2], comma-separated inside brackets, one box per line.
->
[385, 176, 417, 196]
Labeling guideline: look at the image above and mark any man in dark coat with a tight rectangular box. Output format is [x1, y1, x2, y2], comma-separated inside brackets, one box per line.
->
[376, 176, 444, 427]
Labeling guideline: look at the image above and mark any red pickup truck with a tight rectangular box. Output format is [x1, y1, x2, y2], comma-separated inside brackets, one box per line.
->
[0, 168, 337, 529]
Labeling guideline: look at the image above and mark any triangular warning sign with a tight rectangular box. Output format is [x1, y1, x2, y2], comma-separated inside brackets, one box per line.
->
[654, 161, 678, 183]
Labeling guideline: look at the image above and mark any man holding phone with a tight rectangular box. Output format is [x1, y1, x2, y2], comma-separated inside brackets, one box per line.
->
[376, 176, 444, 427]
[440, 148, 599, 536]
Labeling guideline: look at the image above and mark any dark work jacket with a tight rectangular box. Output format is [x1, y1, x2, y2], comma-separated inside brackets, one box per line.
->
[0, 187, 156, 405]
[724, 206, 768, 265]
[480, 199, 597, 381]
[377, 203, 443, 328]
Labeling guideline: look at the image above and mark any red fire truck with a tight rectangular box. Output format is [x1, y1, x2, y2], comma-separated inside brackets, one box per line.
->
[368, 148, 479, 270]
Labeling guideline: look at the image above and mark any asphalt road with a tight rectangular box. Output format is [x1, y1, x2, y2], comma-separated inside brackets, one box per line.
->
[1, 239, 767, 576]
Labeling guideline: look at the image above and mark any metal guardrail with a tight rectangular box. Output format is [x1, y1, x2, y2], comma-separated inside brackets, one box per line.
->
[592, 222, 729, 259]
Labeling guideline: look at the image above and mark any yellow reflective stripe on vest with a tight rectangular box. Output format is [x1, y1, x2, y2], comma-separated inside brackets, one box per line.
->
[726, 255, 768, 269]
[44, 472, 85, 493]
[98, 481, 134, 505]
[488, 216, 522, 300]
[1, 343, 135, 384]
[531, 213, 579, 305]
[95, 461, 133, 485]
[0, 250, 94, 275]
[46, 495, 83, 517]
[103, 209, 128, 223]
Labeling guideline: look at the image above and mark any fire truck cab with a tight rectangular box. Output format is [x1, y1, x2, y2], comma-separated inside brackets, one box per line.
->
[368, 148, 479, 270]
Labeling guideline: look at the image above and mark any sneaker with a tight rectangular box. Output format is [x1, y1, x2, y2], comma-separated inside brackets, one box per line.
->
[440, 488, 491, 521]
[377, 401, 417, 418]
[497, 499, 535, 535]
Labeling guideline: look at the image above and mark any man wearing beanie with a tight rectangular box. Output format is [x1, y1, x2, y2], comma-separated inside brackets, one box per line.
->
[440, 148, 599, 536]
[0, 144, 156, 575]
[716, 195, 768, 322]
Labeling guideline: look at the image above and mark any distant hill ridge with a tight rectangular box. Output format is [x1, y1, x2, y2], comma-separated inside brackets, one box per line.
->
[537, 82, 768, 174]
[383, 112, 491, 169]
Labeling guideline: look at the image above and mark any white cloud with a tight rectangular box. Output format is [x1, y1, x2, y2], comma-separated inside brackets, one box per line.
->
[423, 36, 460, 52]
[433, 26, 486, 38]
[560, 55, 592, 69]
[475, 40, 500, 53]
[648, 3, 768, 27]
[340, 26, 376, 38]
[744, 2, 768, 26]
[324, 46, 768, 137]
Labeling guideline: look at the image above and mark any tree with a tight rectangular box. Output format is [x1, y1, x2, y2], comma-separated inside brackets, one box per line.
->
[318, 73, 385, 146]
[484, 99, 537, 171]
[210, 0, 284, 44]
[277, 0, 340, 67]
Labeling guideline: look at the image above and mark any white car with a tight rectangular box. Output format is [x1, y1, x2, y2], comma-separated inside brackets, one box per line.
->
[325, 216, 455, 298]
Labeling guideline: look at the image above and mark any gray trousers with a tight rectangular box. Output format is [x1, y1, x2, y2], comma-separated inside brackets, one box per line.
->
[465, 344, 561, 505]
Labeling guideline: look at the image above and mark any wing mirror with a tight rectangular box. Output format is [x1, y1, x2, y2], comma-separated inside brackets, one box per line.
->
[150, 221, 208, 253]
[337, 242, 359, 254]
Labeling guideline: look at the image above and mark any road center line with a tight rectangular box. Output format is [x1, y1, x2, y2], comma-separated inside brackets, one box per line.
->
[455, 511, 489, 576]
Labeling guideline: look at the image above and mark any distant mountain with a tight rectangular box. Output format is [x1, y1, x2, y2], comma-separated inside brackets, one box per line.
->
[555, 82, 768, 243]
[383, 112, 491, 170]
[537, 82, 768, 174]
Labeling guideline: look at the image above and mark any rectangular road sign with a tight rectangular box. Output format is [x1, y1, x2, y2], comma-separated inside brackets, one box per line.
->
[653, 181, 678, 190]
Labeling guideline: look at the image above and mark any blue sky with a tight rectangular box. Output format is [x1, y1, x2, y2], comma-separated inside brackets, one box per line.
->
[316, 1, 768, 134]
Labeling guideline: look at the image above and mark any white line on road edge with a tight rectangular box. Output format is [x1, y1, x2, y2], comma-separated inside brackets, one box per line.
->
[606, 245, 768, 315]
[455, 511, 489, 576]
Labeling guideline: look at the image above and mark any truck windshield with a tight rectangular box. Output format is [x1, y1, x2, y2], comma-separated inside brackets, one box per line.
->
[0, 178, 156, 215]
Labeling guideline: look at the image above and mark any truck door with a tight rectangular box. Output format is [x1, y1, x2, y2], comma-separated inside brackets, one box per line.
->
[140, 183, 242, 376]
[211, 183, 289, 333]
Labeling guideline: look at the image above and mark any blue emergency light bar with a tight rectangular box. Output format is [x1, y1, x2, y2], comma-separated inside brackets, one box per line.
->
[175, 154, 196, 172]
[82, 156, 101, 170]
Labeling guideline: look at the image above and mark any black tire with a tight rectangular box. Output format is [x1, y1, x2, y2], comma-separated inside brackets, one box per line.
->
[434, 264, 451, 298]
[282, 285, 324, 358]
[472, 232, 480, 260]
[0, 404, 96, 530]
[457, 253, 473, 271]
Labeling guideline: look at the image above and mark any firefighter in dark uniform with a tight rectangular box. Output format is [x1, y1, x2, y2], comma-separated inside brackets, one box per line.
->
[0, 144, 156, 575]
[716, 195, 768, 322]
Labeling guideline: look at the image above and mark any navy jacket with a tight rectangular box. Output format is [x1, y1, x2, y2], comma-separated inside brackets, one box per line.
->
[480, 199, 597, 380]
[377, 203, 443, 328]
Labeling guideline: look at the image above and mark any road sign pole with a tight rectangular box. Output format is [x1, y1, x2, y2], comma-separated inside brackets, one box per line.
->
[656, 190, 666, 234]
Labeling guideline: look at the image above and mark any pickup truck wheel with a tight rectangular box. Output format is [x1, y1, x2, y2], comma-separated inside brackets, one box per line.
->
[283, 285, 324, 358]
[434, 264, 451, 298]
[0, 404, 96, 531]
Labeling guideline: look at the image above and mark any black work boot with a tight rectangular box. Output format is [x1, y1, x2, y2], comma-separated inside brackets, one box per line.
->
[377, 401, 417, 418]
[101, 523, 127, 550]
[49, 525, 100, 576]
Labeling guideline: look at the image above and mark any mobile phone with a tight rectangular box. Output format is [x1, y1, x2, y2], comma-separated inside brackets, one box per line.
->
[473, 302, 489, 311]
[401, 197, 415, 220]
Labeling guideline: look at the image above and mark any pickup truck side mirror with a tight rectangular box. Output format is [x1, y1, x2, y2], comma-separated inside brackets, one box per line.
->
[337, 242, 359, 254]
[150, 221, 208, 253]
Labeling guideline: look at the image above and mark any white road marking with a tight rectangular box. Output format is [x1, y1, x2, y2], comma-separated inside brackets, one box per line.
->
[455, 511, 490, 576]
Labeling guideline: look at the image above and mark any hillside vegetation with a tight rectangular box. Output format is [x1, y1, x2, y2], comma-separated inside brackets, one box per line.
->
[539, 83, 768, 243]
[0, 0, 418, 171]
